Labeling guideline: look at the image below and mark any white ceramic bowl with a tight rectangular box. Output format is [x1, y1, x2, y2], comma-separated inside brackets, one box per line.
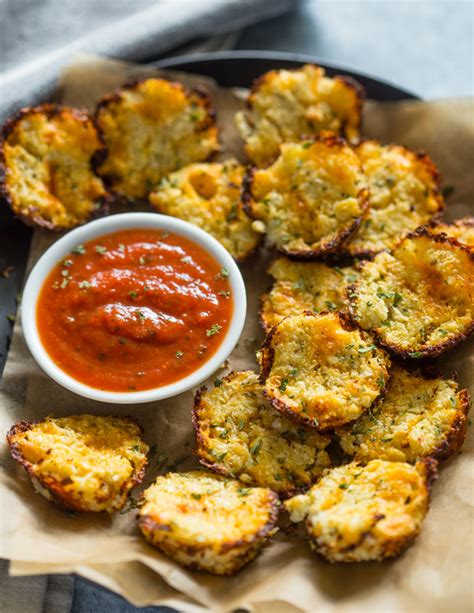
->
[21, 213, 247, 404]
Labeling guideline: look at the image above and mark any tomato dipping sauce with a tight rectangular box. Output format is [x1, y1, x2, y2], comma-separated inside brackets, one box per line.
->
[36, 229, 233, 392]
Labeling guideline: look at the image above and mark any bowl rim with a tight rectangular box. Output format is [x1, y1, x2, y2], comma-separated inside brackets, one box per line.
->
[21, 212, 247, 404]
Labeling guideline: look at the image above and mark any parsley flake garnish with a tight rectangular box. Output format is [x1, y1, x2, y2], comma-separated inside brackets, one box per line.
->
[206, 323, 222, 337]
[63, 259, 73, 267]
[72, 245, 86, 255]
[175, 351, 184, 359]
[118, 243, 125, 253]
[128, 290, 138, 299]
[215, 267, 229, 280]
[95, 245, 107, 255]
[279, 378, 289, 392]
[408, 351, 423, 359]
[358, 345, 376, 354]
[79, 281, 91, 289]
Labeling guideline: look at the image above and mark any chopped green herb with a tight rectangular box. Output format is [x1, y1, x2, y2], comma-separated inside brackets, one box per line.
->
[128, 290, 138, 299]
[213, 378, 223, 387]
[215, 267, 229, 280]
[180, 256, 192, 264]
[302, 141, 312, 149]
[358, 345, 376, 354]
[72, 245, 86, 255]
[279, 378, 289, 392]
[219, 290, 231, 298]
[206, 323, 222, 337]
[118, 243, 125, 253]
[137, 311, 146, 321]
[250, 439, 262, 456]
[95, 245, 107, 255]
[79, 281, 91, 289]
[191, 493, 202, 500]
[175, 351, 184, 359]
[339, 483, 349, 490]
[63, 259, 73, 267]
[408, 351, 423, 359]
[237, 488, 251, 497]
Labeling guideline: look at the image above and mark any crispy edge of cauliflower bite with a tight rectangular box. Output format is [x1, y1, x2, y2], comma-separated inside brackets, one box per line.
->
[426, 216, 474, 249]
[259, 311, 391, 432]
[259, 257, 359, 332]
[336, 365, 471, 463]
[193, 370, 332, 497]
[0, 104, 108, 230]
[284, 458, 438, 563]
[94, 78, 220, 200]
[345, 140, 444, 257]
[236, 64, 364, 166]
[149, 159, 263, 262]
[137, 471, 279, 575]
[6, 415, 149, 513]
[242, 132, 369, 259]
[347, 228, 474, 359]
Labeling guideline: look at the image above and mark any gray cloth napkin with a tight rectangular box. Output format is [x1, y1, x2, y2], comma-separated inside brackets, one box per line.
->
[0, 0, 297, 122]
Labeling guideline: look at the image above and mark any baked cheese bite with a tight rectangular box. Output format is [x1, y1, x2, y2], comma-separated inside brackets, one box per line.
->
[236, 64, 363, 166]
[193, 371, 331, 496]
[284, 458, 437, 563]
[260, 257, 358, 332]
[260, 311, 390, 431]
[94, 78, 219, 200]
[244, 134, 369, 258]
[337, 365, 470, 462]
[345, 141, 443, 257]
[138, 471, 279, 575]
[348, 230, 474, 358]
[0, 104, 107, 230]
[427, 216, 474, 249]
[149, 160, 262, 261]
[7, 415, 149, 513]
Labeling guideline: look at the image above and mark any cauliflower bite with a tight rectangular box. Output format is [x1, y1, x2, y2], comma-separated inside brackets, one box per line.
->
[348, 230, 474, 358]
[345, 141, 443, 257]
[260, 257, 359, 332]
[95, 78, 219, 200]
[138, 471, 279, 575]
[260, 311, 390, 431]
[284, 458, 437, 563]
[337, 365, 470, 462]
[193, 371, 331, 496]
[427, 217, 474, 249]
[0, 104, 107, 230]
[7, 415, 149, 513]
[244, 134, 369, 258]
[236, 64, 363, 166]
[149, 160, 262, 261]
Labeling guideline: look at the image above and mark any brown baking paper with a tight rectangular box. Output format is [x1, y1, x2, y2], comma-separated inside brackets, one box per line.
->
[1, 55, 473, 612]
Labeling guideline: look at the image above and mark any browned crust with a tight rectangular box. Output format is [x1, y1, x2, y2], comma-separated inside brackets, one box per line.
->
[242, 133, 370, 260]
[345, 141, 445, 259]
[245, 64, 365, 148]
[347, 228, 474, 359]
[192, 372, 314, 499]
[93, 78, 220, 202]
[259, 310, 389, 431]
[0, 103, 109, 231]
[6, 416, 147, 513]
[137, 482, 279, 575]
[424, 216, 474, 250]
[432, 388, 471, 460]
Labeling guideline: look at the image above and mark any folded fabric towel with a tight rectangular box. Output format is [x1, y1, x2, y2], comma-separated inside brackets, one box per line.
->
[0, 0, 297, 122]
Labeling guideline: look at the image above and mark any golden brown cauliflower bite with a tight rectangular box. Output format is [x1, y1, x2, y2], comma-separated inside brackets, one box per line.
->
[243, 133, 369, 258]
[149, 159, 262, 261]
[284, 458, 437, 563]
[0, 104, 107, 230]
[260, 257, 359, 332]
[348, 230, 474, 358]
[137, 471, 279, 575]
[193, 370, 331, 497]
[427, 216, 474, 249]
[260, 311, 390, 431]
[94, 78, 219, 200]
[337, 366, 470, 462]
[7, 415, 149, 513]
[345, 141, 444, 257]
[236, 64, 363, 166]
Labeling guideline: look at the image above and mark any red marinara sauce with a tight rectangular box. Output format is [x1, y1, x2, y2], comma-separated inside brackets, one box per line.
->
[36, 229, 233, 392]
